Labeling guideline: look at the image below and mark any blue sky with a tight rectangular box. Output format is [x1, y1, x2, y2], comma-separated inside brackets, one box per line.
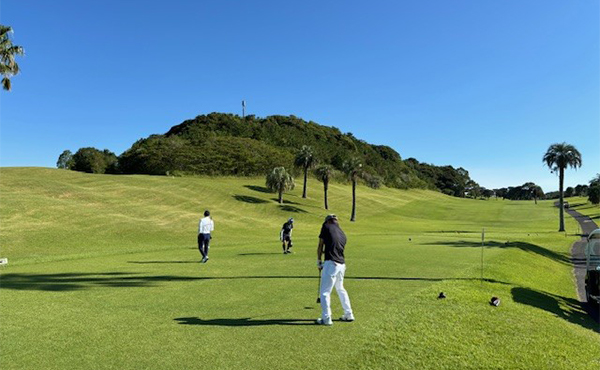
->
[1, 1, 598, 191]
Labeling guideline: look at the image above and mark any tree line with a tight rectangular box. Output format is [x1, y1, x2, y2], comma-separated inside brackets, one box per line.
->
[57, 112, 481, 197]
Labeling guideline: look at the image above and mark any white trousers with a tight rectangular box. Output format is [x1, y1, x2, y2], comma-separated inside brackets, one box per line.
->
[320, 260, 353, 321]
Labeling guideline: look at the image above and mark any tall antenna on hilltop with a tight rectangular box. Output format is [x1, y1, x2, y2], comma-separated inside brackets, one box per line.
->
[242, 100, 246, 119]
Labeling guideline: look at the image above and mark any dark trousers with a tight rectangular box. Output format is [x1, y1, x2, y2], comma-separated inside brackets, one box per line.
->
[198, 233, 211, 258]
[282, 234, 292, 251]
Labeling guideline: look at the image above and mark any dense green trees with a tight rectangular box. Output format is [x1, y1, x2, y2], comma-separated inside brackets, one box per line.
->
[543, 142, 582, 231]
[0, 25, 24, 91]
[71, 148, 118, 174]
[266, 167, 295, 204]
[405, 158, 479, 197]
[589, 174, 600, 205]
[294, 145, 316, 199]
[493, 183, 545, 202]
[160, 113, 426, 189]
[67, 113, 481, 198]
[118, 134, 293, 176]
[57, 150, 74, 169]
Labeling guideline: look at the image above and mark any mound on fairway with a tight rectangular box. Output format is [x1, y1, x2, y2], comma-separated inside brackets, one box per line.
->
[1, 168, 598, 370]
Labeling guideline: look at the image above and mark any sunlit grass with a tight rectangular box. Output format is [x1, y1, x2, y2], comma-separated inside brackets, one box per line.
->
[0, 168, 598, 369]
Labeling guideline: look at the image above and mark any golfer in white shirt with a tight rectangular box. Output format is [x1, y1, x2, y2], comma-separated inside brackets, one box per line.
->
[198, 210, 214, 263]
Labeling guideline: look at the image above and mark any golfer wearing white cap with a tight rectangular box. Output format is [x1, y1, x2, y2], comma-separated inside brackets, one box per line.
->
[316, 214, 354, 326]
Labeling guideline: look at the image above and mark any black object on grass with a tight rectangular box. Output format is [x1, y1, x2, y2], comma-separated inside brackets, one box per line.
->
[490, 297, 500, 307]
[438, 292, 446, 299]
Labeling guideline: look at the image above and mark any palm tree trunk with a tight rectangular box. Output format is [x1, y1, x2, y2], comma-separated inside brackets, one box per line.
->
[350, 179, 356, 222]
[278, 188, 283, 204]
[324, 181, 329, 210]
[559, 167, 565, 231]
[302, 167, 308, 198]
[534, 195, 537, 205]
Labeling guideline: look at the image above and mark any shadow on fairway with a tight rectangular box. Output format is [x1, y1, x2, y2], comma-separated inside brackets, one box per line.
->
[244, 185, 271, 194]
[511, 287, 599, 332]
[238, 252, 281, 256]
[232, 195, 269, 204]
[128, 261, 199, 264]
[0, 272, 510, 292]
[271, 198, 301, 205]
[428, 230, 476, 234]
[279, 205, 307, 213]
[174, 317, 314, 326]
[425, 240, 571, 265]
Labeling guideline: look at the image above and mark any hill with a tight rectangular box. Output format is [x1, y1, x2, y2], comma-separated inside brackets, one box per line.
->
[0, 168, 598, 369]
[70, 112, 479, 194]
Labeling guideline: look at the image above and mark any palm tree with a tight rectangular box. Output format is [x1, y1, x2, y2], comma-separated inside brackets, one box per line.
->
[343, 157, 362, 222]
[315, 165, 334, 210]
[266, 167, 295, 204]
[543, 142, 582, 231]
[294, 145, 315, 199]
[0, 25, 24, 91]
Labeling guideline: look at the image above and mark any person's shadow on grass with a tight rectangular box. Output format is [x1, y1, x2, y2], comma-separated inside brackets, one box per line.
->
[174, 317, 314, 326]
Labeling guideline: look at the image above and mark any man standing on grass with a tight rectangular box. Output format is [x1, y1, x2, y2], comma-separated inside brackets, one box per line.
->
[198, 210, 214, 263]
[316, 214, 354, 326]
[280, 218, 294, 254]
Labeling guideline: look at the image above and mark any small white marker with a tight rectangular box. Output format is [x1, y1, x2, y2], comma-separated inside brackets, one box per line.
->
[0, 258, 7, 266]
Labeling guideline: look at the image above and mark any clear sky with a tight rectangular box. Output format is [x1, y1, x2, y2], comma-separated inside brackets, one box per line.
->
[1, 1, 598, 192]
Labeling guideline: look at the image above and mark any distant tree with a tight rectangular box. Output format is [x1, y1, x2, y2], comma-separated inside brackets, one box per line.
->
[343, 157, 362, 222]
[589, 174, 600, 205]
[589, 186, 600, 205]
[543, 142, 582, 231]
[71, 147, 117, 174]
[294, 145, 316, 199]
[0, 25, 24, 91]
[531, 185, 544, 204]
[315, 165, 334, 210]
[574, 184, 588, 197]
[57, 150, 74, 169]
[494, 188, 508, 199]
[590, 174, 600, 188]
[564, 186, 574, 198]
[266, 167, 295, 204]
[481, 188, 495, 199]
[465, 180, 481, 198]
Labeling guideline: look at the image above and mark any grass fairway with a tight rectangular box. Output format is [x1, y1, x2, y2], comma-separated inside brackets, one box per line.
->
[1, 168, 599, 369]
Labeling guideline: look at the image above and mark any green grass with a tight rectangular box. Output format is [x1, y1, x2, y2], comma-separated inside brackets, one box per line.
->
[569, 196, 600, 224]
[1, 168, 599, 369]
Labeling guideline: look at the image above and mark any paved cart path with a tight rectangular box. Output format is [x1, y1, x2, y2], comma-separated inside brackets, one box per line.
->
[565, 207, 599, 324]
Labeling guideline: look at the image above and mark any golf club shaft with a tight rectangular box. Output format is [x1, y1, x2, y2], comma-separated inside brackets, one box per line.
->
[316, 269, 321, 303]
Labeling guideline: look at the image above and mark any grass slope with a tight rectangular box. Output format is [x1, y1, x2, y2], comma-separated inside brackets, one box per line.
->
[569, 197, 600, 223]
[1, 168, 598, 370]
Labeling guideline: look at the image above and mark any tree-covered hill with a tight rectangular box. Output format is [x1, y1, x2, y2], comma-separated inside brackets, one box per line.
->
[65, 112, 480, 195]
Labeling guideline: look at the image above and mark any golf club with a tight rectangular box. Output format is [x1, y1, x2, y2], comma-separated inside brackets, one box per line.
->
[316, 269, 321, 304]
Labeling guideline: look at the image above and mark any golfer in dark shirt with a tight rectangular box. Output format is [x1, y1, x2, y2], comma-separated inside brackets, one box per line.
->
[316, 214, 354, 326]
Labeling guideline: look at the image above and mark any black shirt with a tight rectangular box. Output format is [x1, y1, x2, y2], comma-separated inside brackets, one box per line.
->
[319, 222, 347, 264]
[282, 221, 293, 234]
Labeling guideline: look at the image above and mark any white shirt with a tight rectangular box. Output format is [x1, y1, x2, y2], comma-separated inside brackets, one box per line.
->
[198, 216, 214, 234]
